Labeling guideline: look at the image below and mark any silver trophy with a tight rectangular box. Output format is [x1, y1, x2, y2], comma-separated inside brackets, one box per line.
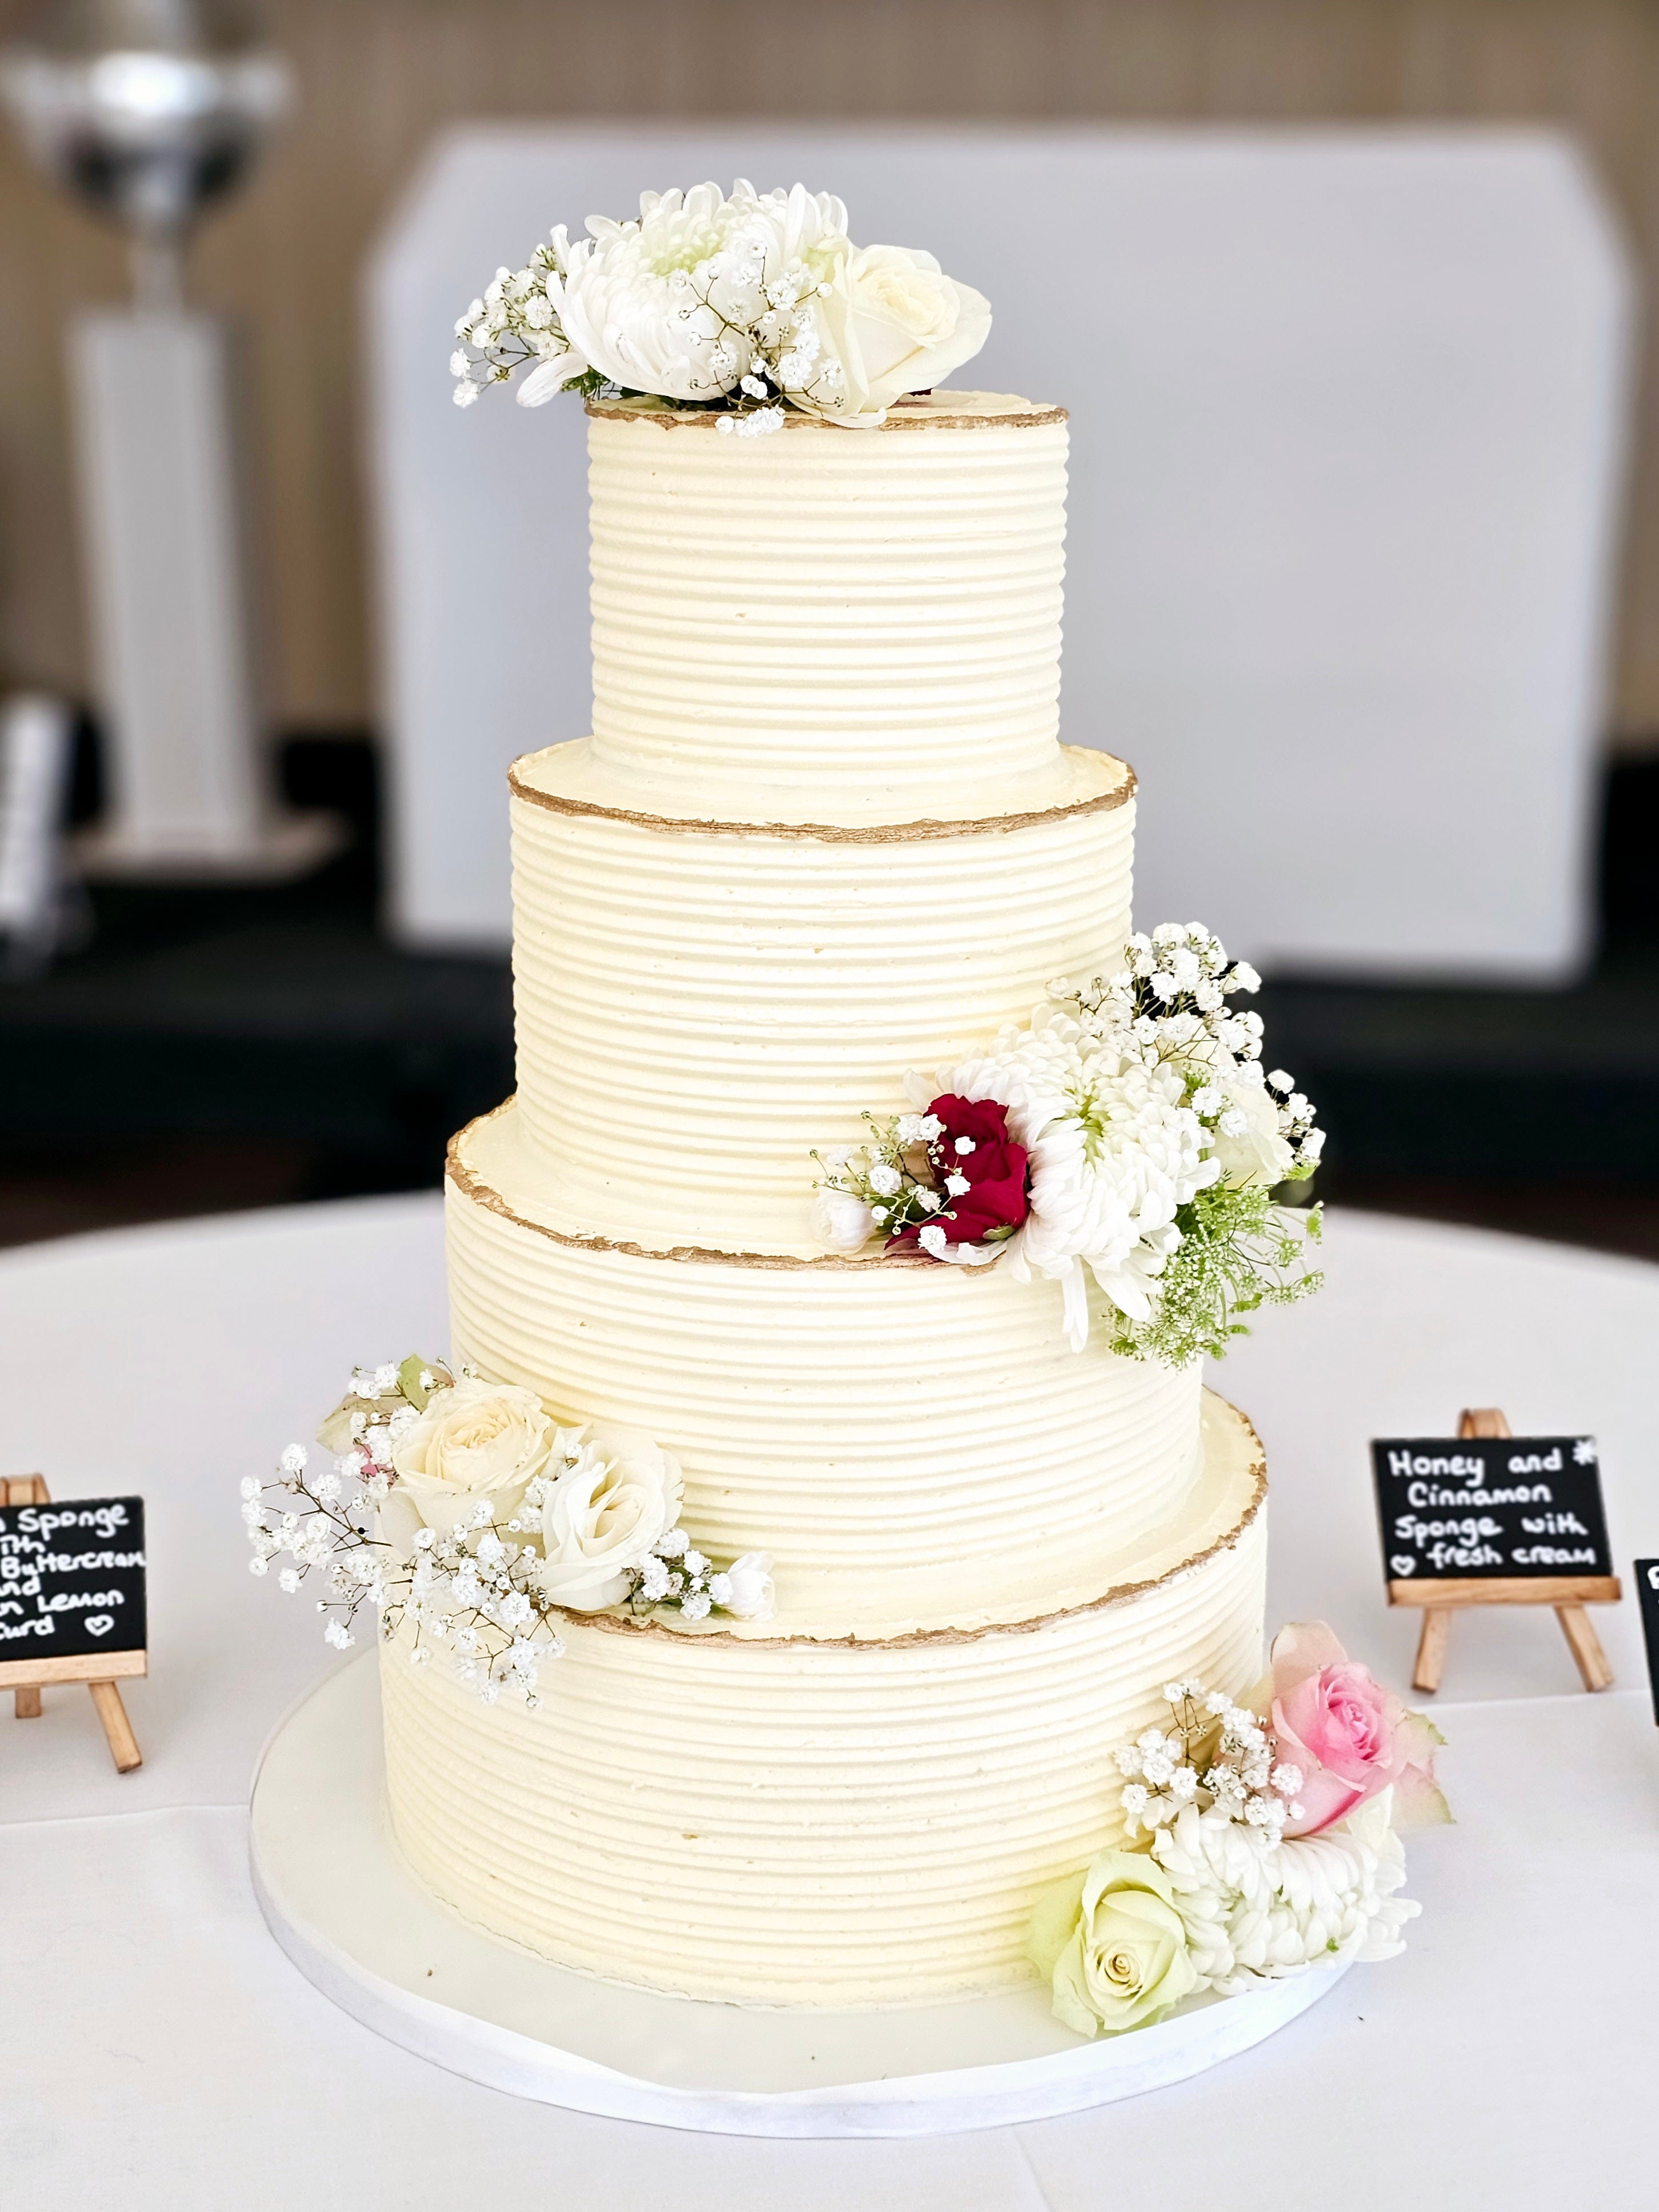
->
[0, 4, 332, 878]
[2, 1, 291, 304]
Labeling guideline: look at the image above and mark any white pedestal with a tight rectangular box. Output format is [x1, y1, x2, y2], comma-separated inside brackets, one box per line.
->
[251, 1654, 1353, 2137]
[70, 309, 340, 879]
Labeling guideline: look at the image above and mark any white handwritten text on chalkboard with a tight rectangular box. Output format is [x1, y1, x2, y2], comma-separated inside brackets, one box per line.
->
[0, 1495, 147, 1659]
[1370, 1439, 1612, 1585]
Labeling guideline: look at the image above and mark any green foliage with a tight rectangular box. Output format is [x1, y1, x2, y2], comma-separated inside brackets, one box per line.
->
[1109, 1189, 1324, 1369]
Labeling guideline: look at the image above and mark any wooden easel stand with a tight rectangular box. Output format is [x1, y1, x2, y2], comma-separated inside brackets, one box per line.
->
[1, 1475, 143, 1771]
[1390, 1411, 1618, 1696]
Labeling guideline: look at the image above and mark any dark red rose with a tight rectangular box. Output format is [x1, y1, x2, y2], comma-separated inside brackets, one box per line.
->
[890, 1093, 1030, 1250]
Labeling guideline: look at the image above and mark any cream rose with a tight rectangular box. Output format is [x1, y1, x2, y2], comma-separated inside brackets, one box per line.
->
[386, 1377, 554, 1540]
[796, 242, 991, 423]
[1028, 1849, 1199, 2037]
[536, 1431, 685, 1612]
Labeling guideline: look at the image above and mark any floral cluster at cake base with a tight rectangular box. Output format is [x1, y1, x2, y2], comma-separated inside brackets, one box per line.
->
[1028, 1624, 1449, 2037]
[241, 1357, 774, 1702]
[449, 181, 990, 431]
[815, 921, 1324, 1361]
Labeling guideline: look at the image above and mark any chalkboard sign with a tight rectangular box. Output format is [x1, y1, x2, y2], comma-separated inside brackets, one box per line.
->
[1635, 1561, 1659, 1727]
[1372, 1436, 1613, 1586]
[0, 1493, 146, 1662]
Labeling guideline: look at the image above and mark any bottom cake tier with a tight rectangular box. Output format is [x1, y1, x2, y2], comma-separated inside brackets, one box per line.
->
[380, 1391, 1268, 2010]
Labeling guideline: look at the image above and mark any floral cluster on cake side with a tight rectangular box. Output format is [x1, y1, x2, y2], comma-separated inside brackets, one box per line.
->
[814, 921, 1324, 1360]
[449, 181, 990, 432]
[242, 1357, 774, 1703]
[1029, 1624, 1449, 2038]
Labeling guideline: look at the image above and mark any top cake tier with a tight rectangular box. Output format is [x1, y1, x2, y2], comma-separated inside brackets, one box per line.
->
[561, 390, 1075, 827]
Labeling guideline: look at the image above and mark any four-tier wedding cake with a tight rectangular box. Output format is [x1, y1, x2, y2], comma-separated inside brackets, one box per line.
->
[384, 385, 1274, 2009]
[250, 187, 1440, 2041]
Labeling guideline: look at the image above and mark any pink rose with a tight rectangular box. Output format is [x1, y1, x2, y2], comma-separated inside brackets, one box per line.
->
[1269, 1621, 1448, 1838]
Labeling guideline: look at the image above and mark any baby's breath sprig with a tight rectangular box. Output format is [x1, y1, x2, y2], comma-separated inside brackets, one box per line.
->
[450, 221, 848, 433]
[812, 1111, 951, 1242]
[1112, 1676, 1307, 1842]
[242, 1357, 774, 1705]
[450, 235, 587, 410]
[1057, 923, 1324, 1181]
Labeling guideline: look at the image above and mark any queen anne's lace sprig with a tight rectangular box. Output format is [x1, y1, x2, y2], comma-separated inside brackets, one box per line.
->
[242, 1358, 773, 1705]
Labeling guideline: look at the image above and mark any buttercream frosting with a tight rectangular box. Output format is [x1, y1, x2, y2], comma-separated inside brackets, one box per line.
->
[507, 747, 1134, 1251]
[383, 1396, 1265, 2008]
[381, 387, 1276, 2011]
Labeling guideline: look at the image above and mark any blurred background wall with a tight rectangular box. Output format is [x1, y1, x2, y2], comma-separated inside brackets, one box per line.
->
[1, 0, 1656, 1258]
[3, 0, 1659, 754]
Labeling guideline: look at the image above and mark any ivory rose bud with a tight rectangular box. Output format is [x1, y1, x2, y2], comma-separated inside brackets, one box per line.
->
[718, 1550, 775, 1621]
[388, 1377, 553, 1538]
[1028, 1849, 1198, 2037]
[1270, 1621, 1449, 1837]
[799, 243, 991, 423]
[813, 1184, 877, 1251]
[537, 1432, 685, 1612]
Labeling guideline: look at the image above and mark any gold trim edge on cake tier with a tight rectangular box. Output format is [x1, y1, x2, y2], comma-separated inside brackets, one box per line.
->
[537, 1422, 1266, 1653]
[450, 1106, 943, 1270]
[586, 391, 1068, 433]
[506, 754, 1136, 844]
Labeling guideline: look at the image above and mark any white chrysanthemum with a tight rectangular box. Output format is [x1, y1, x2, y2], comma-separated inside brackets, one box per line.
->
[1149, 1792, 1420, 1995]
[927, 1006, 1217, 1349]
[550, 181, 848, 403]
[550, 183, 753, 398]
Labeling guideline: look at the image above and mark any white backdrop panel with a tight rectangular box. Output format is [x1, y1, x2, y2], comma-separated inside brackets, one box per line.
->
[367, 125, 1632, 975]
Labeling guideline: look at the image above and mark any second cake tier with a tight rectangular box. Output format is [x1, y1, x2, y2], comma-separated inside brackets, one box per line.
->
[509, 740, 1134, 1255]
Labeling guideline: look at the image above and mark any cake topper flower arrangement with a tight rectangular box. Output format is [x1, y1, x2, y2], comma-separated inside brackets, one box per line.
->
[814, 922, 1325, 1361]
[241, 1357, 774, 1704]
[1029, 1624, 1449, 2038]
[449, 180, 991, 433]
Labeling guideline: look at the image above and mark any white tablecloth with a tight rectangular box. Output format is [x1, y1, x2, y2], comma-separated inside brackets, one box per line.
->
[2, 1198, 1656, 2204]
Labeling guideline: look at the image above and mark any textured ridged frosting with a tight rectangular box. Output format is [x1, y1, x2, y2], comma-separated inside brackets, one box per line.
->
[582, 391, 1074, 826]
[448, 1100, 1206, 1636]
[383, 384, 1280, 2015]
[507, 747, 1134, 1251]
[381, 1397, 1266, 2009]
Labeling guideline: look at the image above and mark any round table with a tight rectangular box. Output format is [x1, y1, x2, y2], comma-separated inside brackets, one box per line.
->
[2, 1197, 1655, 2205]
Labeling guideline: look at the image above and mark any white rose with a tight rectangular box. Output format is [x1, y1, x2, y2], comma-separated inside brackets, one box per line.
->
[537, 1432, 685, 1611]
[720, 1551, 776, 1621]
[1210, 1062, 1296, 1189]
[793, 243, 991, 423]
[387, 1377, 553, 1540]
[814, 1185, 877, 1251]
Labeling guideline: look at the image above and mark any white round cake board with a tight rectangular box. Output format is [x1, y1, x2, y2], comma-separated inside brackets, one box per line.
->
[250, 1655, 1352, 2138]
